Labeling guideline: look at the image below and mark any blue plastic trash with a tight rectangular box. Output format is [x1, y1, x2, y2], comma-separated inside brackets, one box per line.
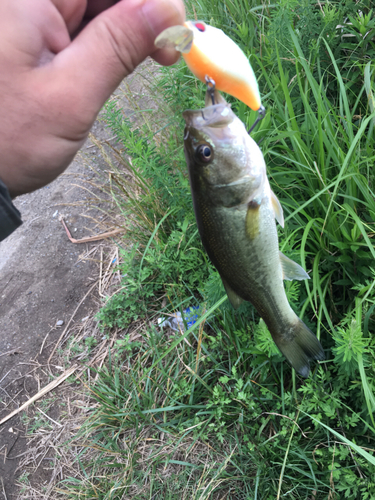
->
[158, 305, 203, 331]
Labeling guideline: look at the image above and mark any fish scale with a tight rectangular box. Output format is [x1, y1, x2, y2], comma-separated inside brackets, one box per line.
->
[204, 202, 290, 322]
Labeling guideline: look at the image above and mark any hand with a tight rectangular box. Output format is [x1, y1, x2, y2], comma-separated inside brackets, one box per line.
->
[0, 0, 185, 197]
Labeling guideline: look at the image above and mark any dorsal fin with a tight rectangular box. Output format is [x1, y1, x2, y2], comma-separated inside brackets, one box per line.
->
[270, 190, 284, 227]
[279, 252, 309, 281]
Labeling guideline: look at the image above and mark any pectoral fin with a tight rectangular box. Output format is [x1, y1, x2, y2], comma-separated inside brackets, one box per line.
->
[221, 277, 244, 309]
[154, 26, 194, 53]
[280, 252, 310, 281]
[270, 190, 284, 227]
[245, 200, 261, 240]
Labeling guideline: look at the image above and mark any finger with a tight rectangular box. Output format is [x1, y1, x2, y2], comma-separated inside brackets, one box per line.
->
[51, 0, 87, 34]
[85, 0, 118, 18]
[73, 0, 119, 35]
[152, 47, 180, 67]
[53, 0, 185, 122]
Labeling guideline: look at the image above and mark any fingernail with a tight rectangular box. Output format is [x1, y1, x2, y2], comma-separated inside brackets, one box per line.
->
[141, 0, 185, 37]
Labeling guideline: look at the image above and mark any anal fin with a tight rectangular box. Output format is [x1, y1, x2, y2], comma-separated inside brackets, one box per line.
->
[280, 252, 309, 281]
[221, 277, 244, 309]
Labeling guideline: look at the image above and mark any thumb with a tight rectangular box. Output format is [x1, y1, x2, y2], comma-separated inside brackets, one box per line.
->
[54, 0, 185, 121]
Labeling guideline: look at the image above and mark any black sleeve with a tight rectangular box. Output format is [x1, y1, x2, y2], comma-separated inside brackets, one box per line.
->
[0, 178, 22, 241]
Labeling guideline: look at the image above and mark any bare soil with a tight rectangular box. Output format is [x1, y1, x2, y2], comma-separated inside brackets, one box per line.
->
[0, 118, 114, 499]
[0, 61, 163, 499]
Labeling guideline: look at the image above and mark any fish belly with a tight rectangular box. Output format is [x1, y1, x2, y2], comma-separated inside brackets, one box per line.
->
[195, 192, 298, 338]
[194, 191, 325, 377]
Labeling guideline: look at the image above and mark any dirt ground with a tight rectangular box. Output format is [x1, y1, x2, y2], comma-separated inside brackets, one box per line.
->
[0, 119, 117, 499]
[0, 61, 163, 499]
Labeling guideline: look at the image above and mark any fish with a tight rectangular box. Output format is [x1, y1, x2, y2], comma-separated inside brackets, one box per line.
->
[182, 92, 324, 377]
[155, 21, 262, 112]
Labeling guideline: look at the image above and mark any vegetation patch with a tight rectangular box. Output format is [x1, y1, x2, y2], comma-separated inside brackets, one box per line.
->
[54, 1, 375, 498]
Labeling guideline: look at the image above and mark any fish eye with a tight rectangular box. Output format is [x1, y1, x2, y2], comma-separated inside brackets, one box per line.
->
[194, 22, 206, 32]
[196, 144, 212, 163]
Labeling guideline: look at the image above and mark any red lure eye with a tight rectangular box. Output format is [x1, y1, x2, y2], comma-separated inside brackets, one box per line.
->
[194, 22, 206, 32]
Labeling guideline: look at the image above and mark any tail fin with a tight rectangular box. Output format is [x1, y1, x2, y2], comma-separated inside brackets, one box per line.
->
[273, 319, 325, 378]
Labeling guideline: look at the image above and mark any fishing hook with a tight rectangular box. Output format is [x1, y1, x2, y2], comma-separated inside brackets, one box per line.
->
[248, 105, 266, 134]
[204, 74, 265, 134]
[205, 75, 216, 105]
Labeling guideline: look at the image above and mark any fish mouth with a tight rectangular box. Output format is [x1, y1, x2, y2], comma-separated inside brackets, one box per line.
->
[183, 103, 235, 130]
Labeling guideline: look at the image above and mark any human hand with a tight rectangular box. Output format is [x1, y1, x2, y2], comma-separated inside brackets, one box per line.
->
[0, 0, 185, 197]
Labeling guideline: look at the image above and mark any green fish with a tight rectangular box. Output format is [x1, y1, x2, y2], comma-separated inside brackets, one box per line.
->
[183, 92, 324, 377]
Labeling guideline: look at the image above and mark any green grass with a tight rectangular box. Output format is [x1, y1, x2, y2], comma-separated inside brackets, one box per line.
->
[256, 31, 375, 332]
[60, 314, 375, 498]
[58, 1, 375, 498]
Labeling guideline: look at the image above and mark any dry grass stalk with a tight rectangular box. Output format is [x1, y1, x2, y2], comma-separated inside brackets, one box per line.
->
[1, 477, 7, 500]
[0, 366, 77, 426]
[0, 349, 23, 358]
[59, 216, 123, 243]
[15, 389, 92, 500]
[99, 248, 118, 297]
[47, 281, 98, 364]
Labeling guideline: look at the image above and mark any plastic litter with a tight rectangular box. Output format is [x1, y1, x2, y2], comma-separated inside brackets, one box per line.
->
[158, 305, 203, 331]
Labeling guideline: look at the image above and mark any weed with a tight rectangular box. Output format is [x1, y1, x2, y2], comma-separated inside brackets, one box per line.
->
[62, 310, 375, 498]
[96, 106, 210, 330]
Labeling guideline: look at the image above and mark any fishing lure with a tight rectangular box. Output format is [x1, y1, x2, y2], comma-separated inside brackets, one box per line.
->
[155, 20, 265, 127]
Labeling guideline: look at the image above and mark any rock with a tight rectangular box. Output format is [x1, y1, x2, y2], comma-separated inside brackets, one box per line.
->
[56, 320, 64, 327]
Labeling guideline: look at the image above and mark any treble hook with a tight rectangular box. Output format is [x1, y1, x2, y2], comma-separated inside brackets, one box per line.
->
[248, 105, 266, 134]
[204, 74, 265, 134]
[205, 75, 216, 105]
